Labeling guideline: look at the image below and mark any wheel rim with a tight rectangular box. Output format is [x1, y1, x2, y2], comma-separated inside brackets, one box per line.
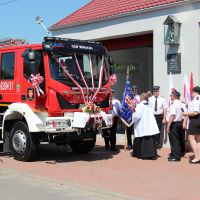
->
[12, 130, 27, 154]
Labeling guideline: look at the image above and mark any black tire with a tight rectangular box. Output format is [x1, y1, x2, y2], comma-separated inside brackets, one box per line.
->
[0, 142, 3, 152]
[70, 135, 96, 154]
[9, 121, 38, 161]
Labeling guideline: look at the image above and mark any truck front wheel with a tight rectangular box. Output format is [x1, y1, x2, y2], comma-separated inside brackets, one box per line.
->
[70, 135, 96, 154]
[10, 121, 38, 161]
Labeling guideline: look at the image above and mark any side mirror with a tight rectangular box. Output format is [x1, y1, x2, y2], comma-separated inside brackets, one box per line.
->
[22, 48, 36, 60]
[22, 49, 38, 77]
[27, 51, 36, 61]
[108, 56, 114, 66]
[110, 65, 115, 75]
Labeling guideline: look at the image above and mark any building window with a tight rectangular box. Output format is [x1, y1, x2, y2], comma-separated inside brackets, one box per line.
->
[0, 52, 15, 80]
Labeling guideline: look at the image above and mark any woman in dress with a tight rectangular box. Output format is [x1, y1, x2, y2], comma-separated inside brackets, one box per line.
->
[127, 93, 159, 160]
[184, 86, 200, 163]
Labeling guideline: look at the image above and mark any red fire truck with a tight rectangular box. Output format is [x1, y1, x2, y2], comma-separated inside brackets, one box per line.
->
[0, 37, 113, 161]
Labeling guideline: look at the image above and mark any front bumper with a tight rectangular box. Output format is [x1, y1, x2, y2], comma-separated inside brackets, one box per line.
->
[36, 111, 112, 133]
[73, 111, 112, 129]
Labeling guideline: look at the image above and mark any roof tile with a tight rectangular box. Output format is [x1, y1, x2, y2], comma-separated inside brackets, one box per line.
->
[51, 0, 182, 29]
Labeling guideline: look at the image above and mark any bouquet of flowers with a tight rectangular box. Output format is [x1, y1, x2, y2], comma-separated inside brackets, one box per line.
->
[81, 102, 101, 114]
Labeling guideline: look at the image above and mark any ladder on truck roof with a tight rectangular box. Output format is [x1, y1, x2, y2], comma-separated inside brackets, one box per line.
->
[0, 38, 27, 48]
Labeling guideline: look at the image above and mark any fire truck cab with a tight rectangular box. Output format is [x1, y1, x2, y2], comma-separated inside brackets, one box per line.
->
[0, 37, 113, 161]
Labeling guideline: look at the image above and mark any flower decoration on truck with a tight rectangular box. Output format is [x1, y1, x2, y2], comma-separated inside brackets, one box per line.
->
[81, 102, 103, 129]
[81, 102, 101, 114]
[29, 73, 44, 96]
[109, 74, 117, 86]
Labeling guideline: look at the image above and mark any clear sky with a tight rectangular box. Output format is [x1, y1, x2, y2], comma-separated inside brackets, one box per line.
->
[0, 0, 91, 44]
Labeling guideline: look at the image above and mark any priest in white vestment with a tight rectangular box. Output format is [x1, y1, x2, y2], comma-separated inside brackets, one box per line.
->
[128, 93, 159, 160]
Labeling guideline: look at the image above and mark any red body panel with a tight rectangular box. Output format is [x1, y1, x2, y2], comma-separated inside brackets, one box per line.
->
[0, 44, 111, 115]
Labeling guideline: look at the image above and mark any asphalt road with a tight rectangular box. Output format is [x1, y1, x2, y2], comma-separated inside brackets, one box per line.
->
[0, 167, 137, 200]
[1, 136, 200, 200]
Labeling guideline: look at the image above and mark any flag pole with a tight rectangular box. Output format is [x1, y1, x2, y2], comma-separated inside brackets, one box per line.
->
[124, 66, 130, 150]
[124, 126, 128, 150]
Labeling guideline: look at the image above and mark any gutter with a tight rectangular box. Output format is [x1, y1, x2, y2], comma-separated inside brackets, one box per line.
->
[49, 0, 200, 31]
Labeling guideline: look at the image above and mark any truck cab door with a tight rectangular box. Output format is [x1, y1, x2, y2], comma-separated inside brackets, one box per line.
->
[23, 50, 46, 108]
[0, 51, 16, 106]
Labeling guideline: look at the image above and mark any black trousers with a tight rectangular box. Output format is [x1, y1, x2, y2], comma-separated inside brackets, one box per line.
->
[168, 121, 185, 158]
[180, 131, 186, 155]
[178, 121, 185, 155]
[104, 116, 118, 148]
[127, 125, 133, 147]
[154, 114, 163, 148]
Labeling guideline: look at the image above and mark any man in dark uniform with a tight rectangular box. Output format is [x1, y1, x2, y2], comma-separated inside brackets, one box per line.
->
[104, 91, 121, 151]
[178, 95, 187, 157]
[127, 85, 140, 150]
[149, 86, 167, 148]
[167, 90, 184, 161]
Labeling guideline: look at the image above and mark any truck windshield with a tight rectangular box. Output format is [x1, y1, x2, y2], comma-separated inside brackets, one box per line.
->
[49, 53, 108, 87]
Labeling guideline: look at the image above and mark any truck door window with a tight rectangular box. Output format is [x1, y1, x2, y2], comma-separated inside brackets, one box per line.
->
[0, 52, 15, 80]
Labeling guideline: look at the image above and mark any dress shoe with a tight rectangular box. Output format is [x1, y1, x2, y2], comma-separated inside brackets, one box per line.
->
[189, 160, 200, 164]
[127, 145, 133, 150]
[168, 153, 173, 157]
[168, 156, 181, 162]
[142, 156, 157, 160]
[168, 153, 173, 159]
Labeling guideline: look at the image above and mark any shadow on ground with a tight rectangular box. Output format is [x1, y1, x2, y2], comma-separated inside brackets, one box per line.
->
[0, 143, 123, 163]
[0, 152, 12, 157]
[36, 144, 123, 163]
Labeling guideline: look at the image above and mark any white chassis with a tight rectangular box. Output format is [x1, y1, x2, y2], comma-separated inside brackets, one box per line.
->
[2, 103, 112, 138]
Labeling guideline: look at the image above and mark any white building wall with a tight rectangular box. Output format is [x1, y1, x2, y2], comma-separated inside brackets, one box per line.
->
[52, 2, 200, 99]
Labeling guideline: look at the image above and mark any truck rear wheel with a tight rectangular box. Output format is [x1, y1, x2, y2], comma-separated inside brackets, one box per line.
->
[10, 121, 38, 161]
[70, 134, 96, 154]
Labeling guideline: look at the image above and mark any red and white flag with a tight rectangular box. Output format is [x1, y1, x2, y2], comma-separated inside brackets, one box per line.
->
[183, 74, 191, 103]
[190, 72, 194, 98]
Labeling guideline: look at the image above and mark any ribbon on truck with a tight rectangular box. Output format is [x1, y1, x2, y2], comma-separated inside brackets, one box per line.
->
[29, 73, 44, 96]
